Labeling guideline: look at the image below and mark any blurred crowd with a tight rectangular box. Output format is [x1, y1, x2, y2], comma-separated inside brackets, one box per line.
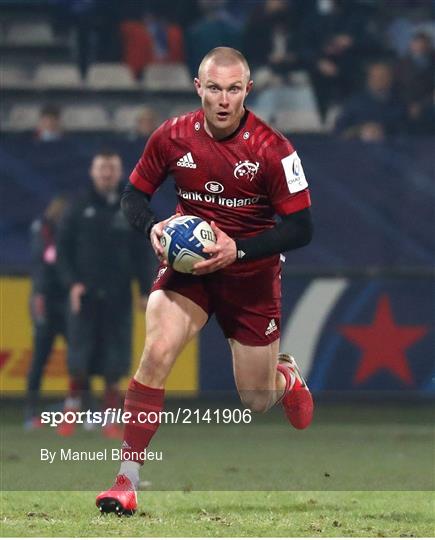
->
[44, 0, 434, 139]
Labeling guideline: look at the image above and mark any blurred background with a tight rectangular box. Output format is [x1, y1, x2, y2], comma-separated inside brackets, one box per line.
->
[1, 0, 434, 404]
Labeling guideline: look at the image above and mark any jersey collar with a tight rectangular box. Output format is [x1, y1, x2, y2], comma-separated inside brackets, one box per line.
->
[199, 108, 251, 142]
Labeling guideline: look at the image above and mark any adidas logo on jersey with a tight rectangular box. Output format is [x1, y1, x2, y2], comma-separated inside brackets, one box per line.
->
[265, 318, 278, 336]
[177, 152, 197, 169]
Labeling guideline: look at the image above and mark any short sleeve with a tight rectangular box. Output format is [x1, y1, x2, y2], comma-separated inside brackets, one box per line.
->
[130, 121, 170, 195]
[264, 137, 311, 216]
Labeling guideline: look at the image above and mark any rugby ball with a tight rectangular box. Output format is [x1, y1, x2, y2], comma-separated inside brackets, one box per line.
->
[160, 215, 216, 273]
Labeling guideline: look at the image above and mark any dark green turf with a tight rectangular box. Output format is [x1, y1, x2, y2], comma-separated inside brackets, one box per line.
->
[1, 401, 433, 536]
[1, 402, 433, 491]
[1, 491, 433, 537]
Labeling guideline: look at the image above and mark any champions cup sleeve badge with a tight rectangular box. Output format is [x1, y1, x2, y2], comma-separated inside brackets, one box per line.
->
[233, 160, 260, 182]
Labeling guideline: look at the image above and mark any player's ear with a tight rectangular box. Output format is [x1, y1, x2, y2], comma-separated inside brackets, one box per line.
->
[245, 80, 254, 96]
[194, 77, 202, 96]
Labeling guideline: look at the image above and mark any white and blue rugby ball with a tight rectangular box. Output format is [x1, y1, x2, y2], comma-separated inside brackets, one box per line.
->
[160, 215, 216, 273]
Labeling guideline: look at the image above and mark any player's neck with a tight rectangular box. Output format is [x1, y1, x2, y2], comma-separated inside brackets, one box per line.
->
[203, 109, 246, 141]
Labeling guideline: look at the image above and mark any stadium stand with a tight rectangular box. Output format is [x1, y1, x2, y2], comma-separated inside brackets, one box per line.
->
[34, 63, 82, 88]
[62, 105, 111, 131]
[86, 63, 137, 90]
[0, 64, 31, 88]
[6, 104, 40, 130]
[5, 20, 54, 45]
[113, 105, 148, 132]
[142, 63, 192, 91]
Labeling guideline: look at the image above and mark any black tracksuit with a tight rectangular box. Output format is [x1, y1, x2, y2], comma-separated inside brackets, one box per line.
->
[26, 217, 67, 417]
[57, 186, 153, 382]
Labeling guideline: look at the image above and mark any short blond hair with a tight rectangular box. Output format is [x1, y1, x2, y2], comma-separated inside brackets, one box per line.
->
[198, 47, 251, 81]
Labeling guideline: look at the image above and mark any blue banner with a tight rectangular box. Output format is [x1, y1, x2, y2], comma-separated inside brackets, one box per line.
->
[200, 276, 434, 395]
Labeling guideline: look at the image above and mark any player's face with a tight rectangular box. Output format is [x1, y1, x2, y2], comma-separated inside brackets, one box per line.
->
[194, 61, 253, 139]
[90, 156, 122, 195]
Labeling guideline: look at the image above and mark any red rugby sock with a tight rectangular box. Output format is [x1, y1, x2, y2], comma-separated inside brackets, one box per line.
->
[121, 378, 164, 465]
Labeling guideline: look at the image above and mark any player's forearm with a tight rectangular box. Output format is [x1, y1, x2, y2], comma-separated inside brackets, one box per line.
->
[121, 181, 156, 237]
[235, 208, 313, 261]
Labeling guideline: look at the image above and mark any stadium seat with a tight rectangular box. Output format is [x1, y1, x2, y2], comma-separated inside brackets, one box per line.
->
[169, 102, 201, 118]
[274, 109, 324, 133]
[86, 63, 136, 89]
[113, 105, 147, 131]
[251, 67, 282, 91]
[143, 63, 192, 91]
[324, 105, 342, 132]
[7, 104, 40, 130]
[62, 105, 110, 131]
[6, 21, 54, 45]
[34, 64, 82, 88]
[0, 65, 31, 88]
[289, 70, 311, 86]
[254, 83, 324, 132]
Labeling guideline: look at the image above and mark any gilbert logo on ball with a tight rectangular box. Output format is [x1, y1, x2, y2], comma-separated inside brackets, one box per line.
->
[160, 215, 216, 273]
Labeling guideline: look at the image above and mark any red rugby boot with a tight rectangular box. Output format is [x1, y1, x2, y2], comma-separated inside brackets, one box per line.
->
[278, 354, 313, 430]
[96, 474, 137, 516]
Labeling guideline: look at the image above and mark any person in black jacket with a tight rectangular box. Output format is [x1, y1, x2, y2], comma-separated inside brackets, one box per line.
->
[25, 196, 69, 430]
[57, 150, 152, 438]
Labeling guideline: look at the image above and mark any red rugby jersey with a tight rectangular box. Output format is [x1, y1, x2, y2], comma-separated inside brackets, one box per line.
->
[131, 109, 311, 272]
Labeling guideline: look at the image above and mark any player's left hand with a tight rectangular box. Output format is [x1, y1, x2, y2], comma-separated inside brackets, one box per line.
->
[193, 221, 236, 275]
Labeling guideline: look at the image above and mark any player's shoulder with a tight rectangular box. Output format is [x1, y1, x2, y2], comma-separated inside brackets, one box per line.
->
[156, 109, 202, 141]
[247, 111, 295, 157]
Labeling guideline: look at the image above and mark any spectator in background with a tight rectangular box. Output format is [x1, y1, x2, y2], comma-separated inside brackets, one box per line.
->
[57, 150, 153, 439]
[383, 0, 434, 58]
[53, 0, 123, 78]
[395, 32, 434, 134]
[35, 105, 63, 142]
[243, 0, 302, 80]
[120, 6, 185, 79]
[185, 0, 241, 77]
[335, 62, 406, 142]
[301, 0, 382, 119]
[25, 196, 69, 429]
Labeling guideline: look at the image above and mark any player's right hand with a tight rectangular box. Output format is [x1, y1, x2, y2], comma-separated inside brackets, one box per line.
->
[150, 213, 180, 264]
[70, 283, 86, 314]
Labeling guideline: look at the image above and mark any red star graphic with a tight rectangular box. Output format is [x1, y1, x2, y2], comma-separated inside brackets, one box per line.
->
[340, 294, 429, 386]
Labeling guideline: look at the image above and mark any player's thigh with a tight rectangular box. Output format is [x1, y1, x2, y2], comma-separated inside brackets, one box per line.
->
[229, 337, 280, 391]
[143, 289, 208, 361]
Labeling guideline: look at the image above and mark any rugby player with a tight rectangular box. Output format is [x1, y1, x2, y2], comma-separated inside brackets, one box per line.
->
[96, 47, 313, 515]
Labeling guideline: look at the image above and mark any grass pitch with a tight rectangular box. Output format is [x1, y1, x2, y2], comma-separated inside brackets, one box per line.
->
[2, 490, 433, 537]
[1, 401, 433, 537]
